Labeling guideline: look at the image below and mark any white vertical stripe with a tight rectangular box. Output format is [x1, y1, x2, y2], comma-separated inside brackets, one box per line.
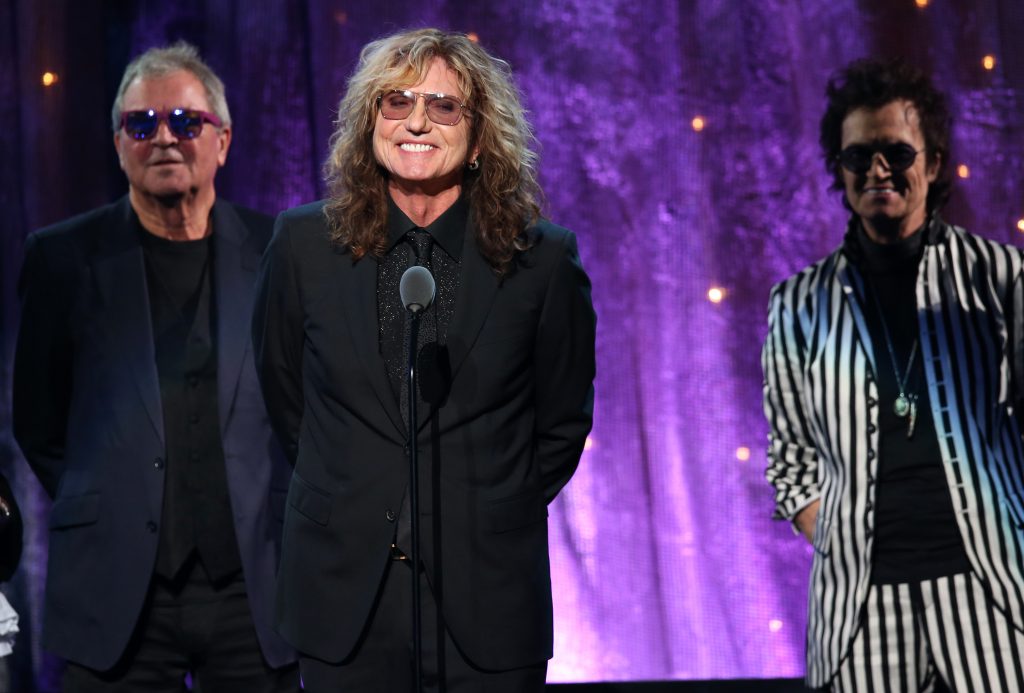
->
[968, 572, 1000, 690]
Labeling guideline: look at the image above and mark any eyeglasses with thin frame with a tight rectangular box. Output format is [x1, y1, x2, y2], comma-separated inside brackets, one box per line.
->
[837, 142, 924, 174]
[377, 90, 469, 126]
[119, 108, 224, 140]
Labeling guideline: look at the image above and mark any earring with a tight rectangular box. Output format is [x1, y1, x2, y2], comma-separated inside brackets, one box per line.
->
[467, 159, 479, 171]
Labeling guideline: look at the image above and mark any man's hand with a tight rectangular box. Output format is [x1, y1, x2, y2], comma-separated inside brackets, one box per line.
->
[794, 500, 820, 543]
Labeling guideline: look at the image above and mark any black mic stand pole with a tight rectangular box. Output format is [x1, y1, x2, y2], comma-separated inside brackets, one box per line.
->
[406, 312, 424, 693]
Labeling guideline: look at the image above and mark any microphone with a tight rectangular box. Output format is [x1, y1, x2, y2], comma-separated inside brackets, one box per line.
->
[417, 341, 451, 406]
[398, 264, 435, 693]
[400, 266, 435, 314]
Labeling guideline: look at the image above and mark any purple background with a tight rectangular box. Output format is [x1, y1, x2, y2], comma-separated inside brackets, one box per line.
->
[2, 1, 1024, 690]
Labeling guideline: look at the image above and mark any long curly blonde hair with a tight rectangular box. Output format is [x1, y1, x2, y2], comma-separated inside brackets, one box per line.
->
[323, 28, 542, 274]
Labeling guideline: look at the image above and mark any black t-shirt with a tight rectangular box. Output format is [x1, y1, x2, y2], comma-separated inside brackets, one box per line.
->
[140, 226, 242, 584]
[845, 222, 970, 584]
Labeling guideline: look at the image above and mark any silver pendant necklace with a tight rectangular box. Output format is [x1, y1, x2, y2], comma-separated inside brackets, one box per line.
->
[868, 286, 919, 438]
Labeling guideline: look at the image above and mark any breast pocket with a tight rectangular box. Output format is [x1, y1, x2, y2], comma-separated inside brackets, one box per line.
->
[49, 492, 100, 530]
[486, 490, 547, 534]
[474, 316, 536, 349]
[287, 473, 333, 526]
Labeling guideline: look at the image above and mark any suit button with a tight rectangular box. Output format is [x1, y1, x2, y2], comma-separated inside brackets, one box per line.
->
[867, 449, 875, 460]
[146, 521, 158, 533]
[385, 509, 396, 522]
[153, 457, 164, 470]
[867, 398, 877, 407]
[404, 445, 411, 456]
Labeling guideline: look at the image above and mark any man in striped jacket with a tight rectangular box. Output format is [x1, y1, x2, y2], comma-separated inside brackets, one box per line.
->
[763, 58, 1024, 692]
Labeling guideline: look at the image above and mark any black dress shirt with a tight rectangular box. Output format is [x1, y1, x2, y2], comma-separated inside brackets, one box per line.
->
[377, 195, 466, 554]
[378, 195, 465, 406]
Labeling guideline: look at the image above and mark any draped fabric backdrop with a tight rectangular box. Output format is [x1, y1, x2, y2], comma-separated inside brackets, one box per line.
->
[2, 1, 1023, 690]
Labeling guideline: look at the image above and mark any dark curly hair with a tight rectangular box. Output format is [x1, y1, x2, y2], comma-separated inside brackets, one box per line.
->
[820, 57, 952, 212]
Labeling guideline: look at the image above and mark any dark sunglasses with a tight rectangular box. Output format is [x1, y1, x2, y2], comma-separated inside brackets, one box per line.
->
[837, 142, 923, 174]
[377, 90, 469, 126]
[119, 108, 224, 140]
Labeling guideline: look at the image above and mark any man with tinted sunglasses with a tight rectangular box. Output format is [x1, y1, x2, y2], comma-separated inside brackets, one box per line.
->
[763, 58, 1024, 692]
[13, 42, 298, 691]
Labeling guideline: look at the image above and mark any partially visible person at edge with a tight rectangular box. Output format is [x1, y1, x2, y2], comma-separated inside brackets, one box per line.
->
[252, 28, 596, 692]
[762, 57, 1024, 692]
[0, 471, 22, 693]
[13, 42, 298, 691]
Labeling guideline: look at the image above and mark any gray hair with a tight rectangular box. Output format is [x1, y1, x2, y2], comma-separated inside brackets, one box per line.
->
[111, 41, 231, 131]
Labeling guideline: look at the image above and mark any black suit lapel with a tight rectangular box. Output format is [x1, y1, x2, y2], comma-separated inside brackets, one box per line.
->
[212, 201, 256, 437]
[344, 255, 408, 438]
[93, 199, 165, 443]
[418, 229, 499, 431]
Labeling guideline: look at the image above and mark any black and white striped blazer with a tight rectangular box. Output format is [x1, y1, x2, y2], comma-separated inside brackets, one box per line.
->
[762, 218, 1024, 686]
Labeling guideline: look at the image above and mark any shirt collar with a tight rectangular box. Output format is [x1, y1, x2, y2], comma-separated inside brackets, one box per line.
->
[385, 193, 469, 261]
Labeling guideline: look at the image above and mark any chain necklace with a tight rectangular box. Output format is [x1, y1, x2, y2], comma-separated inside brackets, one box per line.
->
[868, 285, 919, 439]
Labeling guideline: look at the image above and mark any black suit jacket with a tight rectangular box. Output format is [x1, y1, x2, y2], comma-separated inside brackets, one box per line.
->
[252, 201, 596, 670]
[13, 196, 295, 670]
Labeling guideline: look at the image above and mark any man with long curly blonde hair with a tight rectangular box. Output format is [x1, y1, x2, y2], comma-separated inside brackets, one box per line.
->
[252, 28, 596, 691]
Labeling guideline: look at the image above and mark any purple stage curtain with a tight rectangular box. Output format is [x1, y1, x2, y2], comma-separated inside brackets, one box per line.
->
[2, 1, 1023, 690]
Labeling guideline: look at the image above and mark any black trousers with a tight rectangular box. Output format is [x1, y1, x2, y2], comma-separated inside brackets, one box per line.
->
[300, 557, 548, 693]
[62, 558, 299, 693]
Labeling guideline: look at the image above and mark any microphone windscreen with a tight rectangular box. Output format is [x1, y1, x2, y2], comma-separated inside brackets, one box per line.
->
[400, 265, 435, 313]
[417, 342, 451, 406]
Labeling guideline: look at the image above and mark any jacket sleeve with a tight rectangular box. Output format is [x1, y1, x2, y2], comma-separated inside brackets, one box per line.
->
[1008, 257, 1024, 434]
[251, 214, 306, 465]
[12, 233, 73, 498]
[532, 230, 596, 503]
[762, 281, 820, 522]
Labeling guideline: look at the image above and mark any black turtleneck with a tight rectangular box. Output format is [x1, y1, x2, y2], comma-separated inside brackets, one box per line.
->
[846, 221, 970, 585]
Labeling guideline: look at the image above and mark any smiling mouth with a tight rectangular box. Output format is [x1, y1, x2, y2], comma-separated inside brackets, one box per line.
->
[399, 143, 436, 152]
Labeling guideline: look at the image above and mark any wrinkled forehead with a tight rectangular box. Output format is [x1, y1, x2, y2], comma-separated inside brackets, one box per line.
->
[378, 55, 472, 101]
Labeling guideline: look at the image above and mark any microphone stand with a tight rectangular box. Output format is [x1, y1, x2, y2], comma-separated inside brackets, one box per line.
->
[406, 311, 424, 693]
